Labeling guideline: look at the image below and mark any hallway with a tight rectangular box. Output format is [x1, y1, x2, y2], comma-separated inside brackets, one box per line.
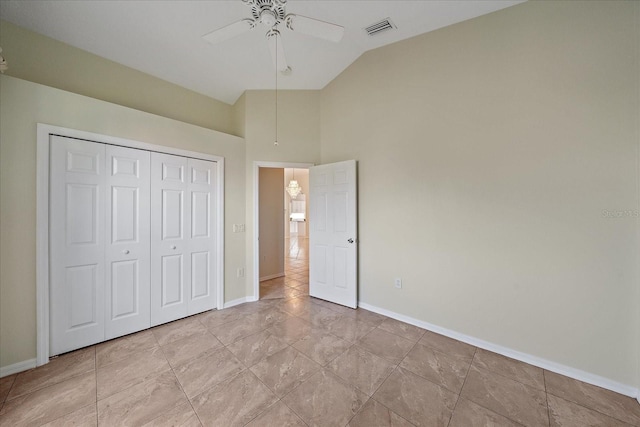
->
[260, 236, 309, 300]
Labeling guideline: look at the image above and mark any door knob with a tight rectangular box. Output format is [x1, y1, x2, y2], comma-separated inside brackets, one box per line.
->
[348, 238, 354, 244]
[171, 245, 177, 250]
[123, 250, 130, 255]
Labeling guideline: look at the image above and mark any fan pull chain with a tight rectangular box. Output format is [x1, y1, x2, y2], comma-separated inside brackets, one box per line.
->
[274, 38, 279, 147]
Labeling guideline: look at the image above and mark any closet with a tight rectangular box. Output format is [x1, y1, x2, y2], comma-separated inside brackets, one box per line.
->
[49, 135, 218, 356]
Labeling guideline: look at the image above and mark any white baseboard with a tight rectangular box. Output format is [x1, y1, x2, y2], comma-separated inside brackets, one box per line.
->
[0, 358, 36, 378]
[358, 302, 638, 399]
[260, 272, 285, 282]
[223, 297, 253, 308]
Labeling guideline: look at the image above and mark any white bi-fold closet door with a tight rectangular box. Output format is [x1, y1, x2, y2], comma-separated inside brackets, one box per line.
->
[150, 153, 218, 326]
[49, 136, 217, 356]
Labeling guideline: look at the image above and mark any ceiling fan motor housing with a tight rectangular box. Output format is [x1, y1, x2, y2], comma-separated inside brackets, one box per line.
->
[202, 0, 343, 73]
[244, 0, 287, 27]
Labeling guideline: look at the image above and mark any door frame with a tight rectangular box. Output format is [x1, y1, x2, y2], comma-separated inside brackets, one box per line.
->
[36, 123, 225, 366]
[252, 161, 313, 300]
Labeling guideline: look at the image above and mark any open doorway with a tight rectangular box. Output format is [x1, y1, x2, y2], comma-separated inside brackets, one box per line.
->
[254, 162, 313, 301]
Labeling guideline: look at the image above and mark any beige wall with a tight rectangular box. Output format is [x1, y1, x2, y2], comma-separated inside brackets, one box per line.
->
[0, 75, 246, 369]
[259, 168, 285, 279]
[636, 0, 640, 394]
[1, 0, 639, 392]
[320, 0, 639, 387]
[231, 92, 247, 139]
[242, 90, 321, 297]
[637, 0, 640, 393]
[0, 20, 234, 135]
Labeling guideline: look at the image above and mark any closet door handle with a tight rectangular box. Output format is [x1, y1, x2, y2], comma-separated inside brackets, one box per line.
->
[123, 249, 130, 255]
[171, 245, 177, 250]
[347, 238, 354, 244]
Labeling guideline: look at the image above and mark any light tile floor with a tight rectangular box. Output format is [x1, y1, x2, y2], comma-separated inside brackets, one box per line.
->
[260, 236, 309, 301]
[2, 239, 639, 425]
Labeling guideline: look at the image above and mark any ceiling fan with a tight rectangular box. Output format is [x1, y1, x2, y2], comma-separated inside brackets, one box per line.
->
[202, 0, 344, 73]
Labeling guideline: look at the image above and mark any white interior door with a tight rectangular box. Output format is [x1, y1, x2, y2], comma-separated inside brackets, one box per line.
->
[151, 153, 190, 326]
[186, 158, 217, 315]
[105, 145, 151, 339]
[50, 136, 106, 355]
[309, 160, 358, 308]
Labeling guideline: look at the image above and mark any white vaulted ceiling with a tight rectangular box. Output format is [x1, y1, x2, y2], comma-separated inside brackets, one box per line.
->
[0, 0, 524, 104]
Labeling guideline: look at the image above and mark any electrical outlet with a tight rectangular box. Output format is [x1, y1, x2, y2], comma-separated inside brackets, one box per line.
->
[394, 278, 402, 289]
[237, 267, 245, 278]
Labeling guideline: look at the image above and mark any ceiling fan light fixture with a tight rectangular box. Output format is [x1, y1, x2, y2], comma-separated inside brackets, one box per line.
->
[203, 0, 343, 72]
[260, 9, 277, 27]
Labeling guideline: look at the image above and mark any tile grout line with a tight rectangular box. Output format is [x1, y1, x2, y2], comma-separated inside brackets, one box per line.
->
[238, 363, 282, 426]
[14, 347, 105, 426]
[468, 362, 630, 426]
[5, 352, 96, 403]
[343, 396, 372, 427]
[246, 341, 312, 427]
[164, 346, 205, 427]
[345, 337, 422, 427]
[0, 373, 17, 409]
[22, 352, 98, 426]
[544, 369, 551, 427]
[543, 375, 638, 426]
[470, 349, 547, 394]
[392, 341, 473, 397]
[279, 391, 310, 427]
[222, 321, 308, 426]
[240, 399, 279, 427]
[95, 341, 174, 408]
[95, 329, 160, 364]
[446, 346, 478, 427]
[347, 337, 419, 425]
[460, 356, 534, 427]
[154, 323, 250, 427]
[4, 364, 96, 415]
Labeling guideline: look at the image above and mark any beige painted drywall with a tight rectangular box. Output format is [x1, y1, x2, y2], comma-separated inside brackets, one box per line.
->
[232, 92, 247, 139]
[241, 90, 321, 297]
[636, 0, 640, 394]
[321, 0, 639, 387]
[259, 168, 285, 279]
[0, 75, 246, 369]
[0, 20, 234, 135]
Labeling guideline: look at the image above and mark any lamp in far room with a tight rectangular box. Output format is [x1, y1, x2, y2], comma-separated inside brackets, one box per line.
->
[286, 168, 302, 199]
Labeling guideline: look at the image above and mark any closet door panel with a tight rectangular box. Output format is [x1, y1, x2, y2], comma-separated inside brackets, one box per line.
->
[105, 145, 151, 339]
[151, 153, 190, 326]
[187, 158, 217, 314]
[50, 136, 106, 356]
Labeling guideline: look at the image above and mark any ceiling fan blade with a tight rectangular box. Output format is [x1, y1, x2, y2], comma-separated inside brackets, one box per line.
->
[202, 19, 255, 45]
[267, 30, 289, 72]
[284, 14, 344, 43]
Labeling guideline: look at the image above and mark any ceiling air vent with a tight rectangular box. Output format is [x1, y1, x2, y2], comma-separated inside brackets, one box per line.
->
[364, 18, 396, 36]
